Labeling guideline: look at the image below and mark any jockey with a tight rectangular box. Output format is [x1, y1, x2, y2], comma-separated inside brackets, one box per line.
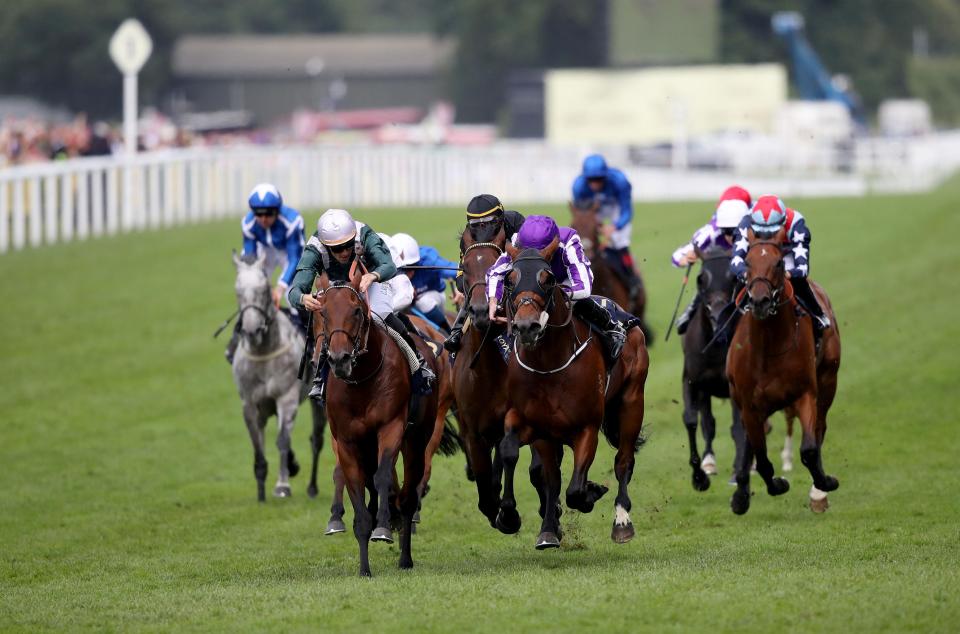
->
[288, 209, 436, 402]
[392, 232, 459, 334]
[226, 183, 305, 363]
[672, 185, 752, 335]
[731, 195, 831, 332]
[571, 154, 643, 299]
[377, 233, 416, 313]
[444, 194, 526, 352]
[485, 215, 627, 360]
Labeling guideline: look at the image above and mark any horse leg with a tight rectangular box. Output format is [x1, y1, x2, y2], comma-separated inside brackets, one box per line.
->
[398, 434, 426, 569]
[796, 392, 840, 507]
[242, 402, 268, 502]
[307, 400, 326, 498]
[612, 391, 644, 543]
[416, 401, 448, 513]
[730, 424, 754, 515]
[782, 411, 795, 473]
[533, 439, 562, 550]
[495, 412, 522, 535]
[683, 378, 710, 491]
[273, 398, 298, 498]
[461, 433, 499, 526]
[370, 421, 404, 543]
[566, 425, 604, 513]
[729, 404, 747, 485]
[742, 406, 790, 498]
[338, 444, 374, 577]
[701, 396, 718, 474]
[325, 450, 347, 535]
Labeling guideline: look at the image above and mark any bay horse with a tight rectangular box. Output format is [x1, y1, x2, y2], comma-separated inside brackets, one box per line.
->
[570, 200, 653, 343]
[680, 247, 746, 490]
[726, 229, 841, 514]
[498, 239, 649, 548]
[320, 313, 460, 536]
[313, 261, 440, 576]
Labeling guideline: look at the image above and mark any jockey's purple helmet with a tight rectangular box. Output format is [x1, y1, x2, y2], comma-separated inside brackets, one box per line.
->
[516, 215, 560, 250]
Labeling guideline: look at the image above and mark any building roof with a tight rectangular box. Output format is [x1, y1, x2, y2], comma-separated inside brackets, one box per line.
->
[172, 34, 454, 79]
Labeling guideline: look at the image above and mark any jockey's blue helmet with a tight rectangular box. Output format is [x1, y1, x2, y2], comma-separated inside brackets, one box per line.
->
[248, 183, 283, 211]
[582, 154, 608, 180]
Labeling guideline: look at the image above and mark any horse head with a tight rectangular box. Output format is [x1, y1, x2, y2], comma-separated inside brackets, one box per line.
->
[317, 260, 369, 380]
[744, 227, 788, 320]
[232, 250, 273, 347]
[505, 237, 561, 347]
[460, 223, 506, 330]
[696, 246, 736, 330]
[569, 199, 601, 259]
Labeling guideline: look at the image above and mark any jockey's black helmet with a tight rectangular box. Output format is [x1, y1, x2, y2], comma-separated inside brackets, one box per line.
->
[466, 194, 504, 224]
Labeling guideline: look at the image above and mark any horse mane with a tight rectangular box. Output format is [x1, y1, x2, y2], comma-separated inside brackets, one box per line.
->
[238, 253, 259, 266]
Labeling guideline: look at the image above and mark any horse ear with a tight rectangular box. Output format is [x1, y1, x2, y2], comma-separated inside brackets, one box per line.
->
[540, 236, 560, 261]
[232, 249, 241, 268]
[317, 272, 330, 291]
[348, 259, 362, 289]
[255, 250, 266, 268]
[506, 240, 519, 260]
[747, 228, 757, 242]
[774, 226, 787, 244]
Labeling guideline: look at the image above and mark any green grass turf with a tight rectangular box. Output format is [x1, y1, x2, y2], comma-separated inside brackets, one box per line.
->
[2, 179, 959, 632]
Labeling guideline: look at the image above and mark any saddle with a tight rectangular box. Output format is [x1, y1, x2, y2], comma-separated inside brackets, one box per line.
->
[591, 296, 642, 331]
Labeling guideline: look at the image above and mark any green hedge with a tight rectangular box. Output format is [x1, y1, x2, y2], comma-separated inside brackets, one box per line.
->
[908, 57, 960, 127]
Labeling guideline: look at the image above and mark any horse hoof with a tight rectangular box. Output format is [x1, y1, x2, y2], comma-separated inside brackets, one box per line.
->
[586, 481, 609, 502]
[325, 520, 346, 535]
[819, 475, 840, 492]
[700, 453, 717, 476]
[535, 531, 561, 550]
[399, 557, 414, 570]
[306, 484, 318, 499]
[781, 457, 793, 472]
[731, 489, 751, 515]
[370, 527, 394, 543]
[611, 521, 635, 544]
[495, 508, 521, 535]
[412, 511, 421, 524]
[768, 477, 790, 496]
[273, 485, 292, 498]
[288, 459, 300, 478]
[810, 496, 830, 513]
[692, 469, 711, 492]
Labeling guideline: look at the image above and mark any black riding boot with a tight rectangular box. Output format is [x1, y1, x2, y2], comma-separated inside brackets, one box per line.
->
[308, 348, 329, 403]
[386, 312, 436, 394]
[605, 247, 643, 301]
[792, 277, 830, 333]
[443, 305, 468, 352]
[676, 293, 702, 336]
[574, 298, 627, 362]
[225, 322, 241, 364]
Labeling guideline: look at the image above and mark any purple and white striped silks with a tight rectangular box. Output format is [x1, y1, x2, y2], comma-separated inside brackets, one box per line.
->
[486, 227, 593, 301]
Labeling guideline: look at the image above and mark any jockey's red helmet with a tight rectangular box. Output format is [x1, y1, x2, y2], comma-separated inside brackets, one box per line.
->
[749, 195, 788, 235]
[719, 185, 752, 208]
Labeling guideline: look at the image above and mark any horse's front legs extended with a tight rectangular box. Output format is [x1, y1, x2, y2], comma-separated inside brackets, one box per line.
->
[682, 378, 710, 491]
[242, 402, 268, 502]
[371, 420, 405, 544]
[495, 410, 522, 535]
[307, 399, 326, 498]
[533, 439, 562, 549]
[274, 396, 300, 497]
[566, 425, 606, 513]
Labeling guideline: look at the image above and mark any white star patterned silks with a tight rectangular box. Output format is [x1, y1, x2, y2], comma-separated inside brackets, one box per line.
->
[792, 231, 806, 243]
[739, 227, 749, 238]
[735, 238, 749, 252]
[731, 256, 744, 266]
[797, 264, 808, 275]
[792, 244, 808, 259]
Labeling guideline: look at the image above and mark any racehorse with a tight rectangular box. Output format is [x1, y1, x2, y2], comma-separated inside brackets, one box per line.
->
[569, 200, 652, 343]
[680, 247, 746, 490]
[726, 230, 842, 514]
[230, 252, 326, 501]
[497, 239, 649, 548]
[313, 260, 440, 576]
[320, 313, 459, 536]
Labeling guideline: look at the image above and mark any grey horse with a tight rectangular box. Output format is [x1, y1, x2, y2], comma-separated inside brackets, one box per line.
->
[230, 252, 326, 501]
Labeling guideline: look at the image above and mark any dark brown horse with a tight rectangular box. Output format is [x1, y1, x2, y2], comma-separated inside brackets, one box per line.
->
[312, 261, 440, 576]
[498, 239, 649, 548]
[727, 230, 841, 514]
[569, 200, 652, 342]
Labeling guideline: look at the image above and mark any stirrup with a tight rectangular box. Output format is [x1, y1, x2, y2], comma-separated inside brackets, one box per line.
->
[308, 377, 326, 403]
[606, 326, 626, 360]
[443, 329, 462, 352]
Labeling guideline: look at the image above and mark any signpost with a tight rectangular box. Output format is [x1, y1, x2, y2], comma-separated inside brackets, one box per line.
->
[109, 19, 152, 229]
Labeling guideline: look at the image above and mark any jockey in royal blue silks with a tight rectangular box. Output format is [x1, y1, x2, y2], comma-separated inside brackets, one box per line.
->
[571, 154, 644, 300]
[391, 232, 458, 334]
[226, 183, 306, 363]
[671, 185, 752, 335]
[731, 195, 830, 333]
[485, 215, 628, 361]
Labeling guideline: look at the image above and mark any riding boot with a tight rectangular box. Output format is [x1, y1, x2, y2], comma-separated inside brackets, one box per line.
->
[308, 348, 330, 403]
[225, 322, 241, 364]
[443, 305, 468, 352]
[573, 298, 627, 362]
[792, 277, 830, 333]
[605, 247, 643, 302]
[386, 312, 436, 394]
[676, 293, 702, 336]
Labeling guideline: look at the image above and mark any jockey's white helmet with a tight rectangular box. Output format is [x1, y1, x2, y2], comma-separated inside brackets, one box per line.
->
[377, 232, 404, 268]
[318, 209, 357, 246]
[391, 233, 421, 267]
[715, 199, 749, 229]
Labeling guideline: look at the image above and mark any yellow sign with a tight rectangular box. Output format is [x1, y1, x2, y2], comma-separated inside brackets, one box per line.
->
[546, 64, 787, 145]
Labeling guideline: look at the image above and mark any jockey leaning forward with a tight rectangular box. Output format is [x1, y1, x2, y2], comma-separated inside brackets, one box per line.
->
[671, 185, 752, 335]
[391, 232, 459, 334]
[571, 154, 644, 300]
[731, 195, 831, 334]
[288, 209, 436, 402]
[444, 194, 525, 352]
[485, 215, 627, 361]
[225, 183, 306, 363]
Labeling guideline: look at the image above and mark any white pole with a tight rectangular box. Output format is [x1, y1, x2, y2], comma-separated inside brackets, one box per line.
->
[123, 72, 137, 229]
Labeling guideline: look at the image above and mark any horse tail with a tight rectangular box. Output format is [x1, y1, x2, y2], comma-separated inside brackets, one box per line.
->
[601, 399, 647, 453]
[436, 414, 462, 456]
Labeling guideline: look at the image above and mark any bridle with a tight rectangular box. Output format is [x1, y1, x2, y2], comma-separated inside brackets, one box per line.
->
[744, 239, 790, 316]
[317, 281, 372, 360]
[461, 240, 502, 306]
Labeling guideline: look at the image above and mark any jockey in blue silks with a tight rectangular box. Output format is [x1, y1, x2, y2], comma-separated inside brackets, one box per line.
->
[571, 154, 643, 300]
[485, 215, 627, 361]
[226, 183, 306, 363]
[391, 232, 459, 334]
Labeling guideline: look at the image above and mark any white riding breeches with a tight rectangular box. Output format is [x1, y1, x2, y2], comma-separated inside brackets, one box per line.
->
[383, 275, 415, 312]
[414, 289, 445, 313]
[598, 203, 632, 250]
[367, 281, 394, 319]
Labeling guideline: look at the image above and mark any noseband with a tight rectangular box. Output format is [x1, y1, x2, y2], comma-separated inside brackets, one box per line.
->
[318, 282, 371, 357]
[238, 299, 275, 339]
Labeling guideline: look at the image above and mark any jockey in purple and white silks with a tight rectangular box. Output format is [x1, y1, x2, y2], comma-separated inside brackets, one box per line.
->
[671, 185, 752, 335]
[485, 215, 627, 360]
